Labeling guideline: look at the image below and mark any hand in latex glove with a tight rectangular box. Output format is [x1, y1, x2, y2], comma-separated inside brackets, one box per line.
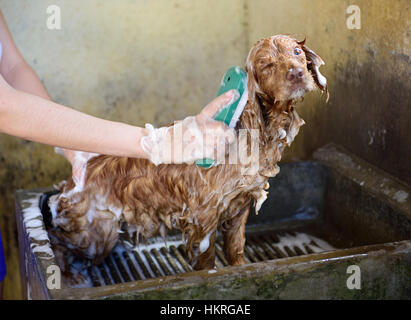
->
[141, 90, 239, 165]
[54, 147, 98, 189]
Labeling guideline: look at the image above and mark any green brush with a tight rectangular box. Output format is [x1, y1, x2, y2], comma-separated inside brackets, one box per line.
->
[196, 66, 248, 168]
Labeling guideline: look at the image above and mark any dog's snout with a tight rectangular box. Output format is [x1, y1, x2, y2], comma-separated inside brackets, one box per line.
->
[287, 68, 304, 82]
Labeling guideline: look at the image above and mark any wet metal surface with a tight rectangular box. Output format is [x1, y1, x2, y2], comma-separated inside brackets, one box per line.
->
[82, 231, 336, 287]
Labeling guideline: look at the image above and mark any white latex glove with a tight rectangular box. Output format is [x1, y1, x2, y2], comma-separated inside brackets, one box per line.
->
[54, 147, 98, 189]
[141, 90, 239, 165]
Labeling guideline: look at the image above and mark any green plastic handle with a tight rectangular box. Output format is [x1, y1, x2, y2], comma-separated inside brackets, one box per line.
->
[196, 66, 248, 168]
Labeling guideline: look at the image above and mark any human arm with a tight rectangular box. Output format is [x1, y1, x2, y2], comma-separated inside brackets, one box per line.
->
[0, 10, 148, 158]
[0, 10, 236, 171]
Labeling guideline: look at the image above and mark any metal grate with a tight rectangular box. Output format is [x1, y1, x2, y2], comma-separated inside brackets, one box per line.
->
[76, 232, 335, 287]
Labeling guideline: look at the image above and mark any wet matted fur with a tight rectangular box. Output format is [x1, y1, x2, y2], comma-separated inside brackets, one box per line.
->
[49, 35, 328, 280]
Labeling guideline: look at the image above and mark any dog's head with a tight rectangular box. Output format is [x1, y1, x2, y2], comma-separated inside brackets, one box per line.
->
[245, 35, 328, 105]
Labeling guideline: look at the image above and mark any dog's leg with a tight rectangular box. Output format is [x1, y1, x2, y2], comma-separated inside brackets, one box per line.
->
[193, 226, 218, 270]
[186, 209, 219, 271]
[222, 205, 250, 266]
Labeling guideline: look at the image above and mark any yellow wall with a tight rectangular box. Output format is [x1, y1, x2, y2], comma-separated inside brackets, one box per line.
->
[0, 0, 409, 299]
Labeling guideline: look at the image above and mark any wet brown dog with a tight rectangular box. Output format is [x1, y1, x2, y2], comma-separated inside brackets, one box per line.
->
[49, 35, 328, 279]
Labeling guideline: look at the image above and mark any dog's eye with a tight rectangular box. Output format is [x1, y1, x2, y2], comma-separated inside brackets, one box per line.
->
[294, 48, 302, 56]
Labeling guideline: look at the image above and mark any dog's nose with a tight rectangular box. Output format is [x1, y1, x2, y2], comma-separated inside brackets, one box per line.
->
[287, 68, 304, 82]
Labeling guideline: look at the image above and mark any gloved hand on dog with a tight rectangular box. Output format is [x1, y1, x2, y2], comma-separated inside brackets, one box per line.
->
[141, 90, 238, 165]
[55, 90, 238, 188]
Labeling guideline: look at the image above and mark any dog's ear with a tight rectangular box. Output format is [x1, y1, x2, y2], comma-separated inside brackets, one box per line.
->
[298, 39, 329, 101]
[245, 45, 264, 106]
[243, 41, 267, 137]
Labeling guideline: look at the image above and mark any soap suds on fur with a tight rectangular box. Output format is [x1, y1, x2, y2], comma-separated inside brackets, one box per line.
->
[199, 231, 212, 254]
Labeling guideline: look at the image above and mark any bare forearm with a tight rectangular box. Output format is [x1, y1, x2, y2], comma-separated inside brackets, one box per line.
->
[0, 79, 149, 158]
[0, 10, 149, 160]
[3, 61, 50, 100]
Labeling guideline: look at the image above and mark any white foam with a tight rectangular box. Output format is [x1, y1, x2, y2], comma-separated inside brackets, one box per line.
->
[255, 190, 268, 214]
[229, 75, 249, 129]
[393, 190, 408, 203]
[21, 194, 54, 259]
[289, 88, 306, 100]
[278, 128, 286, 140]
[313, 65, 327, 88]
[132, 237, 184, 253]
[199, 231, 212, 254]
[275, 232, 335, 256]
